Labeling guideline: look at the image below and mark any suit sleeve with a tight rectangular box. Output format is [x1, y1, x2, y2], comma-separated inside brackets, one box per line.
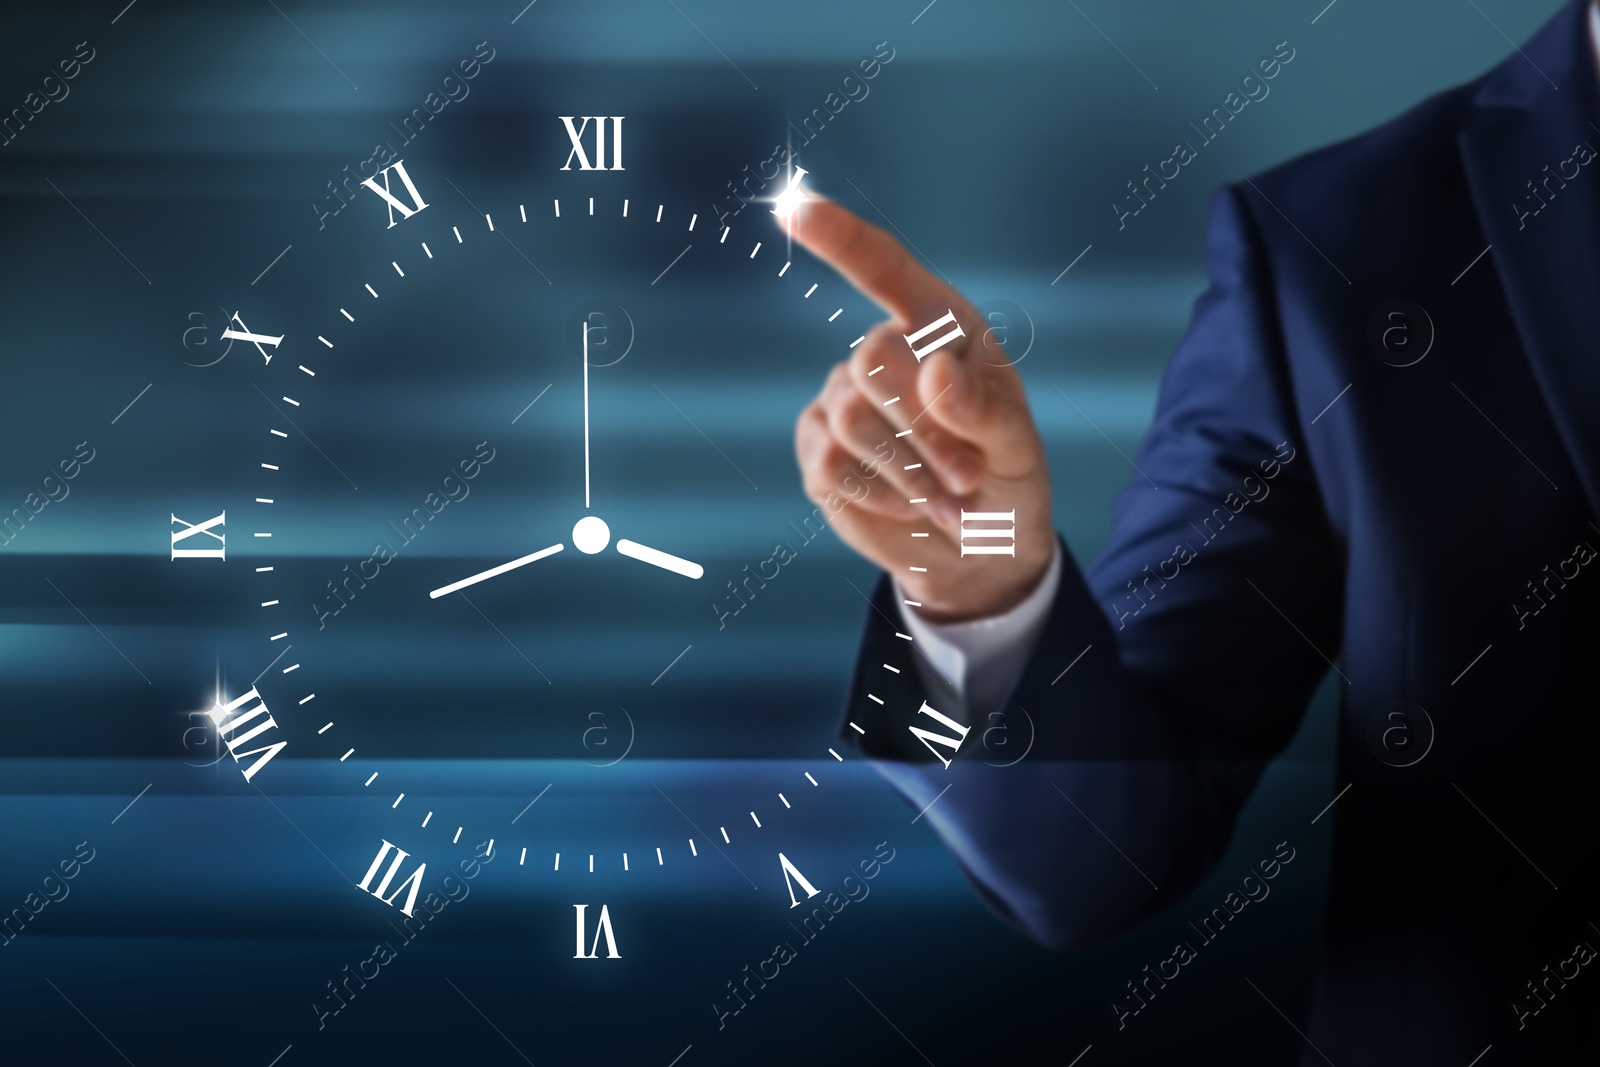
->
[840, 183, 1343, 949]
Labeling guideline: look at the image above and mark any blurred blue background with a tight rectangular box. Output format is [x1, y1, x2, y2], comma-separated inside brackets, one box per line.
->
[0, 1, 1567, 1063]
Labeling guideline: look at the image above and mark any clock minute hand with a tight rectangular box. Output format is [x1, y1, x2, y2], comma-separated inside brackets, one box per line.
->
[616, 538, 703, 580]
[583, 319, 591, 509]
[429, 543, 565, 599]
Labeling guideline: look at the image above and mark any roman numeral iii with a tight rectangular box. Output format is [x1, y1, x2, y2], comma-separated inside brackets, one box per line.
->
[959, 509, 1016, 557]
[559, 116, 625, 171]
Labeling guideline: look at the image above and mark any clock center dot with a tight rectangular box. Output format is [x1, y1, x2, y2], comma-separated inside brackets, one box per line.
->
[573, 514, 611, 554]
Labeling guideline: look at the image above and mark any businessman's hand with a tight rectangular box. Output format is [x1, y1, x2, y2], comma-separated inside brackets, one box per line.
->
[788, 201, 1055, 622]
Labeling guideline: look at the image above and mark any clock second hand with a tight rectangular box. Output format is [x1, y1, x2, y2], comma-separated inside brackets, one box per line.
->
[429, 543, 564, 599]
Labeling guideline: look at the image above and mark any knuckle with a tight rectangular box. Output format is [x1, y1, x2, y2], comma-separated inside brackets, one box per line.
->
[832, 396, 877, 445]
[915, 424, 965, 467]
[822, 363, 862, 410]
[851, 322, 903, 375]
[801, 445, 850, 501]
[795, 403, 831, 461]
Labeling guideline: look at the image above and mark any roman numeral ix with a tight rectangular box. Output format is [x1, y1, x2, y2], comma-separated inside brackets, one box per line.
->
[171, 511, 226, 560]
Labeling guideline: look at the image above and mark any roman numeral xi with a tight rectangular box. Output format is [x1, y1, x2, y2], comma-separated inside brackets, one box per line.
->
[361, 160, 429, 228]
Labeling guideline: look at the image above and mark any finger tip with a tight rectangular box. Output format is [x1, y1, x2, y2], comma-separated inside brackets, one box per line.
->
[792, 197, 857, 245]
[775, 196, 821, 235]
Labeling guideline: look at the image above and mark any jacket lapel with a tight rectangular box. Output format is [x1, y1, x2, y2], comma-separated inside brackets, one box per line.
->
[1459, 0, 1600, 518]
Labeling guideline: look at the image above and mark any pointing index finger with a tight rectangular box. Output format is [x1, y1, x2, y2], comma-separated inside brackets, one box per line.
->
[782, 199, 960, 328]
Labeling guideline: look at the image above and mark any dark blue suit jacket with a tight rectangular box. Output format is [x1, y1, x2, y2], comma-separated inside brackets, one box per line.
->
[846, 2, 1600, 1061]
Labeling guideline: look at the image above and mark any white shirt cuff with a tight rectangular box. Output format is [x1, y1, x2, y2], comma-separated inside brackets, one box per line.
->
[894, 539, 1064, 715]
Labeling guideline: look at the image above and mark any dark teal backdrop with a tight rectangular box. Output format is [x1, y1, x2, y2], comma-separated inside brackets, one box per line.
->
[0, 2, 1566, 1064]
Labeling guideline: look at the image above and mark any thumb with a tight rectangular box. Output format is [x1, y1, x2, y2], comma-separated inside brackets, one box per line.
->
[916, 349, 1041, 481]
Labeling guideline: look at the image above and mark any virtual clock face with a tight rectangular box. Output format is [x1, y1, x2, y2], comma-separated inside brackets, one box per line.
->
[210, 154, 892, 866]
[7, 119, 1012, 1065]
[165, 130, 1014, 1028]
[161, 143, 986, 1048]
[2, 9, 1059, 1064]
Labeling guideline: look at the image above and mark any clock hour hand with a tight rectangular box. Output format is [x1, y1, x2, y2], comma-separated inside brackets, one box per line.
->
[616, 538, 703, 580]
[429, 543, 564, 599]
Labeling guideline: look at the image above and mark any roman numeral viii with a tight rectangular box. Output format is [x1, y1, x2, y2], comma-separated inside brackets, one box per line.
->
[206, 687, 287, 781]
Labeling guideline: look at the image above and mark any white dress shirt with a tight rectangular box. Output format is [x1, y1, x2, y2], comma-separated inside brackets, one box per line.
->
[894, 537, 1063, 715]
